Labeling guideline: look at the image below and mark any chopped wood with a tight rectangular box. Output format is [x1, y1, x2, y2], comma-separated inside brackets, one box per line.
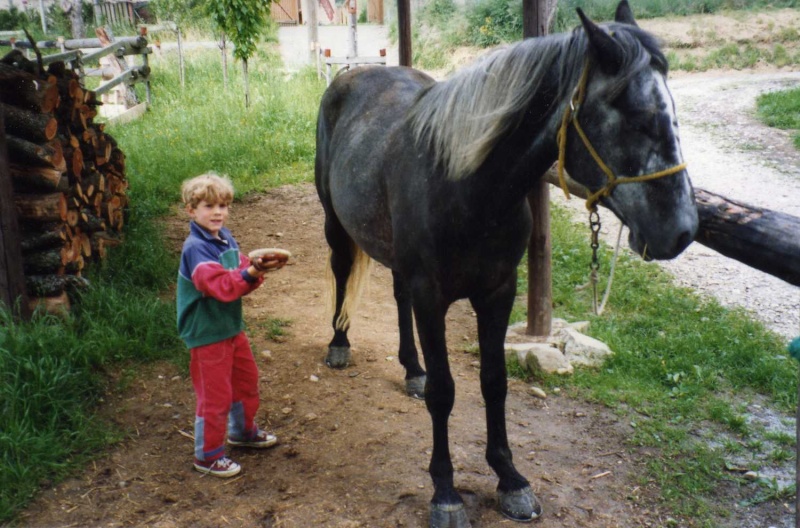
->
[22, 247, 67, 274]
[7, 135, 63, 168]
[1, 101, 58, 142]
[28, 290, 71, 317]
[15, 192, 67, 223]
[3, 57, 129, 313]
[26, 274, 89, 297]
[9, 164, 63, 191]
[20, 224, 68, 253]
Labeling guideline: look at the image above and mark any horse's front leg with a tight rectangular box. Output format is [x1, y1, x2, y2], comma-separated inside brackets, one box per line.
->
[392, 271, 426, 398]
[471, 275, 542, 522]
[410, 282, 470, 528]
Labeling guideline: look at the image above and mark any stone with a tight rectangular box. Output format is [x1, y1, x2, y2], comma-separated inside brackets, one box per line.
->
[505, 343, 573, 375]
[560, 327, 614, 368]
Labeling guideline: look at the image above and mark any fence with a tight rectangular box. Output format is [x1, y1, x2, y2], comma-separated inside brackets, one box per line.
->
[0, 32, 152, 118]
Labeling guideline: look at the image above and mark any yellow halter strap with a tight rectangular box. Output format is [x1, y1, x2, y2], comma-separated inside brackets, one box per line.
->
[556, 60, 687, 212]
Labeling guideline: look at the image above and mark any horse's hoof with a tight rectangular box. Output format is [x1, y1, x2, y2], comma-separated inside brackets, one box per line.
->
[430, 502, 471, 528]
[405, 375, 426, 399]
[497, 486, 541, 522]
[325, 346, 350, 369]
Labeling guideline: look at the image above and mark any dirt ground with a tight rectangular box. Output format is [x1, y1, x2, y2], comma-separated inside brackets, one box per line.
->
[14, 10, 800, 528]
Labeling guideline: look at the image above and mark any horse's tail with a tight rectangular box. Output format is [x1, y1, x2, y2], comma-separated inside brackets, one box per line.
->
[326, 242, 373, 331]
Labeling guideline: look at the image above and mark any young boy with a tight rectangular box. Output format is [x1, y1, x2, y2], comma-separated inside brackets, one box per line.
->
[177, 173, 285, 478]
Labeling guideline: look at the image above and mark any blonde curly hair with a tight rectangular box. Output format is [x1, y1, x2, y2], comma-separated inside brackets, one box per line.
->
[181, 173, 234, 209]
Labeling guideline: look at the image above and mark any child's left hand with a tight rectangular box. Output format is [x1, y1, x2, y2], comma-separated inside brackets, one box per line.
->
[249, 248, 291, 272]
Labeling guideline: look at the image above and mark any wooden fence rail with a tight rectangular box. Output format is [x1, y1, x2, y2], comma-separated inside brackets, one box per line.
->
[0, 34, 152, 112]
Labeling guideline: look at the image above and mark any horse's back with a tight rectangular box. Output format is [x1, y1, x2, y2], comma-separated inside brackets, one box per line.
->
[316, 66, 435, 265]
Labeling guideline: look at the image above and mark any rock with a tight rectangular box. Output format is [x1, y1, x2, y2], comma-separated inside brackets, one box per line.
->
[309, 374, 319, 382]
[505, 343, 573, 375]
[529, 386, 547, 399]
[560, 327, 613, 368]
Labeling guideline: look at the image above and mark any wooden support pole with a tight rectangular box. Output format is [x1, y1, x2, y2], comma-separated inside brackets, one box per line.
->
[397, 0, 412, 66]
[524, 0, 552, 336]
[0, 115, 31, 319]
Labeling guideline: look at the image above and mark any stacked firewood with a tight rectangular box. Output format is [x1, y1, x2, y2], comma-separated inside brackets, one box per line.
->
[2, 49, 129, 312]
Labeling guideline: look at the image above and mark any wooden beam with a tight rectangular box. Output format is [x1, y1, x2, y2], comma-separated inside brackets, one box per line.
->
[524, 0, 553, 336]
[0, 113, 31, 319]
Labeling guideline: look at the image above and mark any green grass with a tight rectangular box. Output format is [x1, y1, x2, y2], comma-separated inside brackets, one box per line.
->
[514, 206, 794, 520]
[757, 86, 800, 149]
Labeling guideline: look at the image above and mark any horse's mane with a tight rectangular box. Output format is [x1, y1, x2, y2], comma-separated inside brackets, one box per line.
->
[409, 23, 667, 181]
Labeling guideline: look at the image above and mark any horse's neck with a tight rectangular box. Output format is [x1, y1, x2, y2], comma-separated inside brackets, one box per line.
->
[468, 81, 566, 215]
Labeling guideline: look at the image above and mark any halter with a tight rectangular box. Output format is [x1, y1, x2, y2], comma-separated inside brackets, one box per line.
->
[556, 59, 687, 212]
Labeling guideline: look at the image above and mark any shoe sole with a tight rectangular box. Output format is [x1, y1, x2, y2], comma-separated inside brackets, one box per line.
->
[193, 463, 241, 478]
[228, 436, 278, 449]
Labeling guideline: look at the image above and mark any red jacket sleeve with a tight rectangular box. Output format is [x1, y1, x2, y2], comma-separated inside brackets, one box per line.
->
[192, 254, 263, 302]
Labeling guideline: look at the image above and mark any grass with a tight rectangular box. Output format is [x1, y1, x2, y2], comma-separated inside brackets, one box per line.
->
[513, 205, 794, 520]
[1, 10, 797, 525]
[757, 86, 800, 149]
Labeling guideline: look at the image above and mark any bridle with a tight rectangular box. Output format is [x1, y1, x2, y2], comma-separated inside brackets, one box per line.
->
[556, 59, 687, 212]
[555, 58, 688, 315]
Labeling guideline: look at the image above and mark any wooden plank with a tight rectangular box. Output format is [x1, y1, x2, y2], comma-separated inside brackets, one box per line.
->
[0, 114, 31, 319]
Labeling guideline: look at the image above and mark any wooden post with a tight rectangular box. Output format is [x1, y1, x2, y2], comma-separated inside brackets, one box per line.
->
[397, 0, 412, 66]
[524, 0, 553, 336]
[0, 115, 31, 320]
[303, 0, 319, 64]
[347, 0, 358, 58]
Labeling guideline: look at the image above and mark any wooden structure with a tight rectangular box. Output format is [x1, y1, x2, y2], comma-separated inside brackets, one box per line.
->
[272, 0, 302, 25]
[96, 1, 138, 26]
[276, 0, 382, 25]
[0, 33, 152, 118]
[0, 50, 130, 316]
[524, 0, 553, 336]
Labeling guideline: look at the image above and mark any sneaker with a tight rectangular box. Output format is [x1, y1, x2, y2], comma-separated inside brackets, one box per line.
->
[193, 456, 241, 478]
[228, 429, 278, 449]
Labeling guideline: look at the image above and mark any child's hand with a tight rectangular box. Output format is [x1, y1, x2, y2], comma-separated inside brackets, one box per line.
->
[249, 248, 291, 272]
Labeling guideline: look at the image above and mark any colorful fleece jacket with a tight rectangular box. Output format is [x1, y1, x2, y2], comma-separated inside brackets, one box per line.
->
[177, 221, 263, 348]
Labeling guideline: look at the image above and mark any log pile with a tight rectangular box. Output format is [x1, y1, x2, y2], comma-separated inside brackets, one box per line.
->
[2, 50, 128, 313]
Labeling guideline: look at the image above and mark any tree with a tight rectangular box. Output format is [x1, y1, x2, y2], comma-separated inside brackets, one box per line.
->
[60, 0, 86, 38]
[206, 0, 272, 108]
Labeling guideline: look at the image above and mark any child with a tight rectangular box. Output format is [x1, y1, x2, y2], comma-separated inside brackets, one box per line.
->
[177, 173, 286, 478]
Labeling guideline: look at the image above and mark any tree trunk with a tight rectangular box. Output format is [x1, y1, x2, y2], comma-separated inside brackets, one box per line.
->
[60, 0, 86, 39]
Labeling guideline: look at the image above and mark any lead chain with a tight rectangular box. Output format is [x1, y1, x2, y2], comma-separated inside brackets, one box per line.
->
[589, 209, 601, 315]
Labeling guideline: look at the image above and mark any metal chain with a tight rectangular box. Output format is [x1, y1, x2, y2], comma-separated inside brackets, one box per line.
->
[589, 209, 601, 315]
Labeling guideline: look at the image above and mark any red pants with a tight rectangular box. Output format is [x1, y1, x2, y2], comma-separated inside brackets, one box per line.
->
[190, 331, 260, 461]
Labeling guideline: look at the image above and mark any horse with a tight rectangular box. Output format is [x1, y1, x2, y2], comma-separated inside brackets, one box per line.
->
[314, 1, 698, 525]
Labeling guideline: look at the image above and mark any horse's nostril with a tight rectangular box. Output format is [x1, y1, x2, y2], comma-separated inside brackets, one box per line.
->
[675, 229, 693, 253]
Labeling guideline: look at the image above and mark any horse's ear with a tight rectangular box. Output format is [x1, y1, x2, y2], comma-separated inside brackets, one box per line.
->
[614, 0, 638, 26]
[577, 8, 624, 75]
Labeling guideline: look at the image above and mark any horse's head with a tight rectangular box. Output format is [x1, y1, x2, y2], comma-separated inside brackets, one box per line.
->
[560, 0, 698, 260]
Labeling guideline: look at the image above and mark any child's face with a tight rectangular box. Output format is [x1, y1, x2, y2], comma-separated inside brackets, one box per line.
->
[187, 200, 229, 238]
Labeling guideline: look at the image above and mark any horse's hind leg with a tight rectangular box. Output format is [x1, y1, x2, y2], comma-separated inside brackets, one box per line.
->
[324, 216, 354, 369]
[392, 271, 426, 398]
[471, 275, 541, 522]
